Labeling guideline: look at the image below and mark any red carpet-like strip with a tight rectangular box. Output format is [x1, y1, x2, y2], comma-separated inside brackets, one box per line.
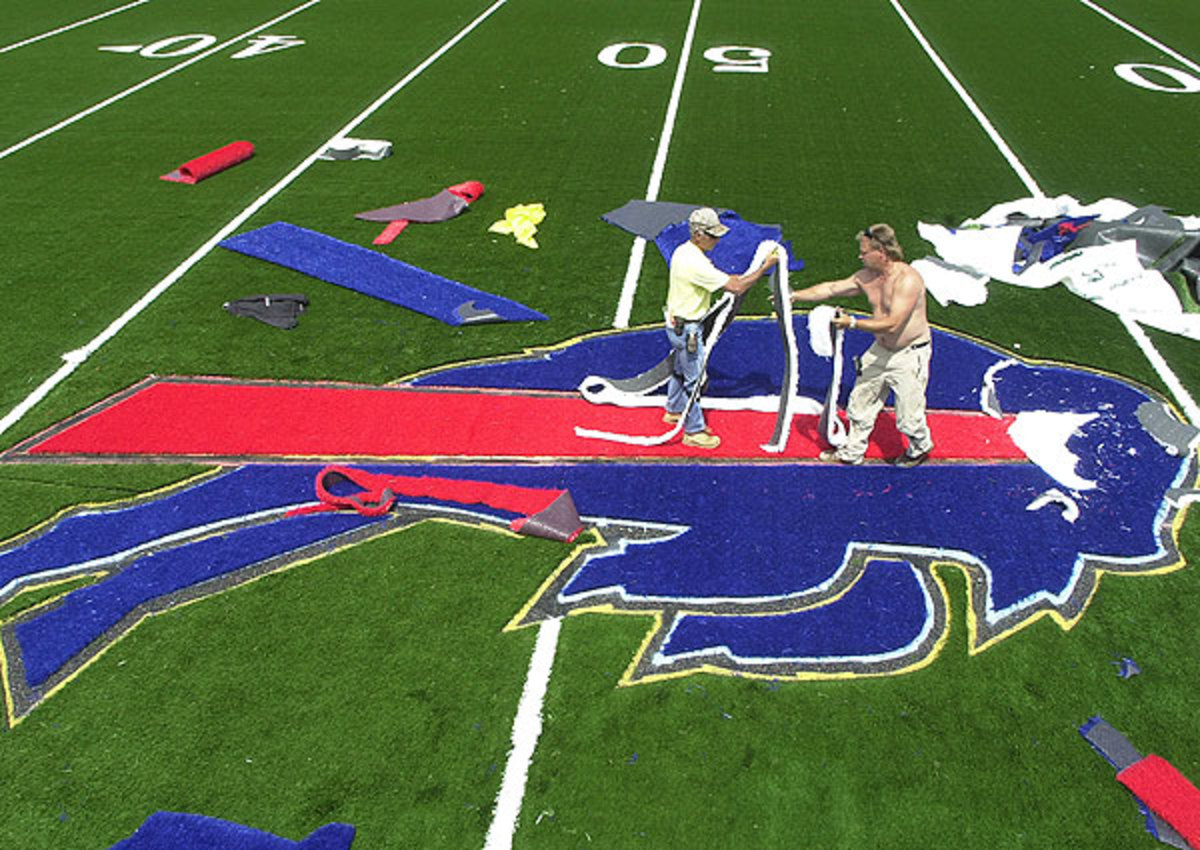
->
[9, 377, 1024, 462]
[292, 464, 583, 542]
[1117, 755, 1200, 847]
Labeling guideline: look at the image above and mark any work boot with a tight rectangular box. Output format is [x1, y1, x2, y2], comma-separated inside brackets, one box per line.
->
[683, 430, 721, 449]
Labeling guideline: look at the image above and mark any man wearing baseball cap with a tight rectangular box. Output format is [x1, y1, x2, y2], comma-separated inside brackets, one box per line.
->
[663, 207, 778, 449]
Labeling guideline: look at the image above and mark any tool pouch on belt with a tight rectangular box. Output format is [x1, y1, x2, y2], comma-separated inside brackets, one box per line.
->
[686, 326, 698, 354]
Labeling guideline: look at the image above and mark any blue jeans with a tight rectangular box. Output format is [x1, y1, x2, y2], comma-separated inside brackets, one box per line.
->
[665, 322, 707, 434]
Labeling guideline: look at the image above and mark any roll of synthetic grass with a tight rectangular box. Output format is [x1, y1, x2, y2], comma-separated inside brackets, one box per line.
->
[161, 140, 254, 184]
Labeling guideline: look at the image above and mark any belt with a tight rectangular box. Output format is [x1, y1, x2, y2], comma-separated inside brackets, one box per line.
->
[670, 316, 703, 332]
[909, 340, 930, 350]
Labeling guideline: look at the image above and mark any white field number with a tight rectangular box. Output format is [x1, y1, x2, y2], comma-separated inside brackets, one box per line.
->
[100, 34, 305, 60]
[598, 42, 770, 73]
[1114, 62, 1200, 93]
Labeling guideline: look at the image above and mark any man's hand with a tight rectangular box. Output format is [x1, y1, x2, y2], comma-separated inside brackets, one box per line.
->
[831, 309, 856, 330]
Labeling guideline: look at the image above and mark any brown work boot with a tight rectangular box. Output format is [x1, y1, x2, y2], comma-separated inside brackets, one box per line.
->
[663, 411, 681, 424]
[683, 430, 721, 449]
[818, 449, 862, 466]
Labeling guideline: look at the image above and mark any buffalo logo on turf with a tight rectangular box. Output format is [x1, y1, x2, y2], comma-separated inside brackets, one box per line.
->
[0, 318, 1194, 723]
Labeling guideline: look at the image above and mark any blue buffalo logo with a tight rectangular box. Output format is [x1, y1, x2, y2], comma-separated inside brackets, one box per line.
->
[0, 317, 1193, 723]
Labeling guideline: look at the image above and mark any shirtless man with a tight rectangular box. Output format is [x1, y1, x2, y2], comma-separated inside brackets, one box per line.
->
[788, 224, 933, 467]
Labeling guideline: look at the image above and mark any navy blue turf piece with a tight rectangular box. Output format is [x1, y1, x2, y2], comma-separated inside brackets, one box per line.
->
[654, 211, 805, 273]
[109, 811, 355, 850]
[15, 509, 383, 688]
[220, 222, 547, 326]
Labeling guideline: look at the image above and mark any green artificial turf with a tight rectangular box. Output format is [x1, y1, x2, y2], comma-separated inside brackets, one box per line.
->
[2, 1, 1199, 848]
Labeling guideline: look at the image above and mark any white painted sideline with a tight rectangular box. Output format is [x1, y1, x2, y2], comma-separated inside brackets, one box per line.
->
[482, 618, 561, 850]
[612, 0, 704, 329]
[0, 0, 153, 55]
[0, 0, 322, 162]
[0, 0, 510, 439]
[1076, 0, 1200, 76]
[889, 0, 1198, 424]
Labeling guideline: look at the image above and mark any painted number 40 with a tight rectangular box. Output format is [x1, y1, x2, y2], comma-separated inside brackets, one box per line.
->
[598, 42, 771, 73]
[99, 34, 304, 60]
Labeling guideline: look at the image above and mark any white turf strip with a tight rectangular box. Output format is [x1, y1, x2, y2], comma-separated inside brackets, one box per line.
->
[889, 0, 1198, 424]
[0, 0, 153, 55]
[0, 0, 510, 439]
[0, 0, 322, 163]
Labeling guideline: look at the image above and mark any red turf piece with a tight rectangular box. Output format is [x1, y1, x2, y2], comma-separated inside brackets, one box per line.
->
[290, 464, 583, 542]
[1117, 755, 1200, 847]
[160, 141, 254, 184]
[373, 220, 409, 245]
[12, 377, 1025, 463]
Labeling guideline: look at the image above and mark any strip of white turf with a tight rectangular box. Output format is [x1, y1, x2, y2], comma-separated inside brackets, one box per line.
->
[612, 0, 704, 329]
[1077, 0, 1200, 75]
[0, 0, 510, 440]
[483, 617, 561, 850]
[890, 0, 1198, 425]
[0, 0, 321, 162]
[0, 0, 154, 54]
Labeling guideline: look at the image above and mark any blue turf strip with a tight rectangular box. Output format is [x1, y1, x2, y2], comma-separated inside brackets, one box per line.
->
[109, 811, 355, 849]
[220, 222, 547, 326]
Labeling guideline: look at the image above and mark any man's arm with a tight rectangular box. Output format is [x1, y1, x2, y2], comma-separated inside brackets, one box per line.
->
[789, 274, 860, 303]
[723, 251, 780, 295]
[833, 268, 921, 332]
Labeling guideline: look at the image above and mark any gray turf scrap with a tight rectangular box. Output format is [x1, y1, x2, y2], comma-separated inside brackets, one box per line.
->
[223, 294, 309, 330]
[355, 189, 469, 223]
[1079, 716, 1190, 849]
[601, 200, 719, 240]
[1137, 401, 1200, 457]
[1073, 206, 1200, 277]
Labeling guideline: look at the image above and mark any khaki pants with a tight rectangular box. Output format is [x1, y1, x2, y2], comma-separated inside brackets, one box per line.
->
[836, 340, 933, 462]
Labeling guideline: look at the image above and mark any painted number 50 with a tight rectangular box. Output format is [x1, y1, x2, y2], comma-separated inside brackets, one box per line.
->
[598, 42, 771, 74]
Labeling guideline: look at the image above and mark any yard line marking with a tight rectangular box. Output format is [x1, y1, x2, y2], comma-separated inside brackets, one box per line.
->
[889, 0, 1198, 425]
[0, 0, 321, 162]
[0, 0, 510, 440]
[887, 0, 1043, 198]
[1077, 0, 1200, 75]
[612, 0, 704, 329]
[1120, 316, 1200, 423]
[483, 617, 561, 850]
[0, 0, 153, 55]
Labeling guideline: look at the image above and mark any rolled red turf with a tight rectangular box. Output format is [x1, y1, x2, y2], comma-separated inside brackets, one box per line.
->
[161, 141, 254, 184]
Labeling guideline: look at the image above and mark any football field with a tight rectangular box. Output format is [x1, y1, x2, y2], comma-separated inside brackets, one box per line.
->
[2, 1, 1199, 847]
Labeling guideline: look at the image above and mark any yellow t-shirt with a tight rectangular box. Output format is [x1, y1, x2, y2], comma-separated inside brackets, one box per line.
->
[666, 240, 730, 321]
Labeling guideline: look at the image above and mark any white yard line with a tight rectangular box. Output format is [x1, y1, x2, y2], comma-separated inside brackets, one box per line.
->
[0, 0, 510, 439]
[612, 0, 704, 329]
[890, 0, 1199, 424]
[1076, 0, 1200, 75]
[488, 4, 705, 844]
[483, 617, 561, 850]
[887, 0, 1043, 199]
[0, 0, 153, 54]
[0, 0, 321, 162]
